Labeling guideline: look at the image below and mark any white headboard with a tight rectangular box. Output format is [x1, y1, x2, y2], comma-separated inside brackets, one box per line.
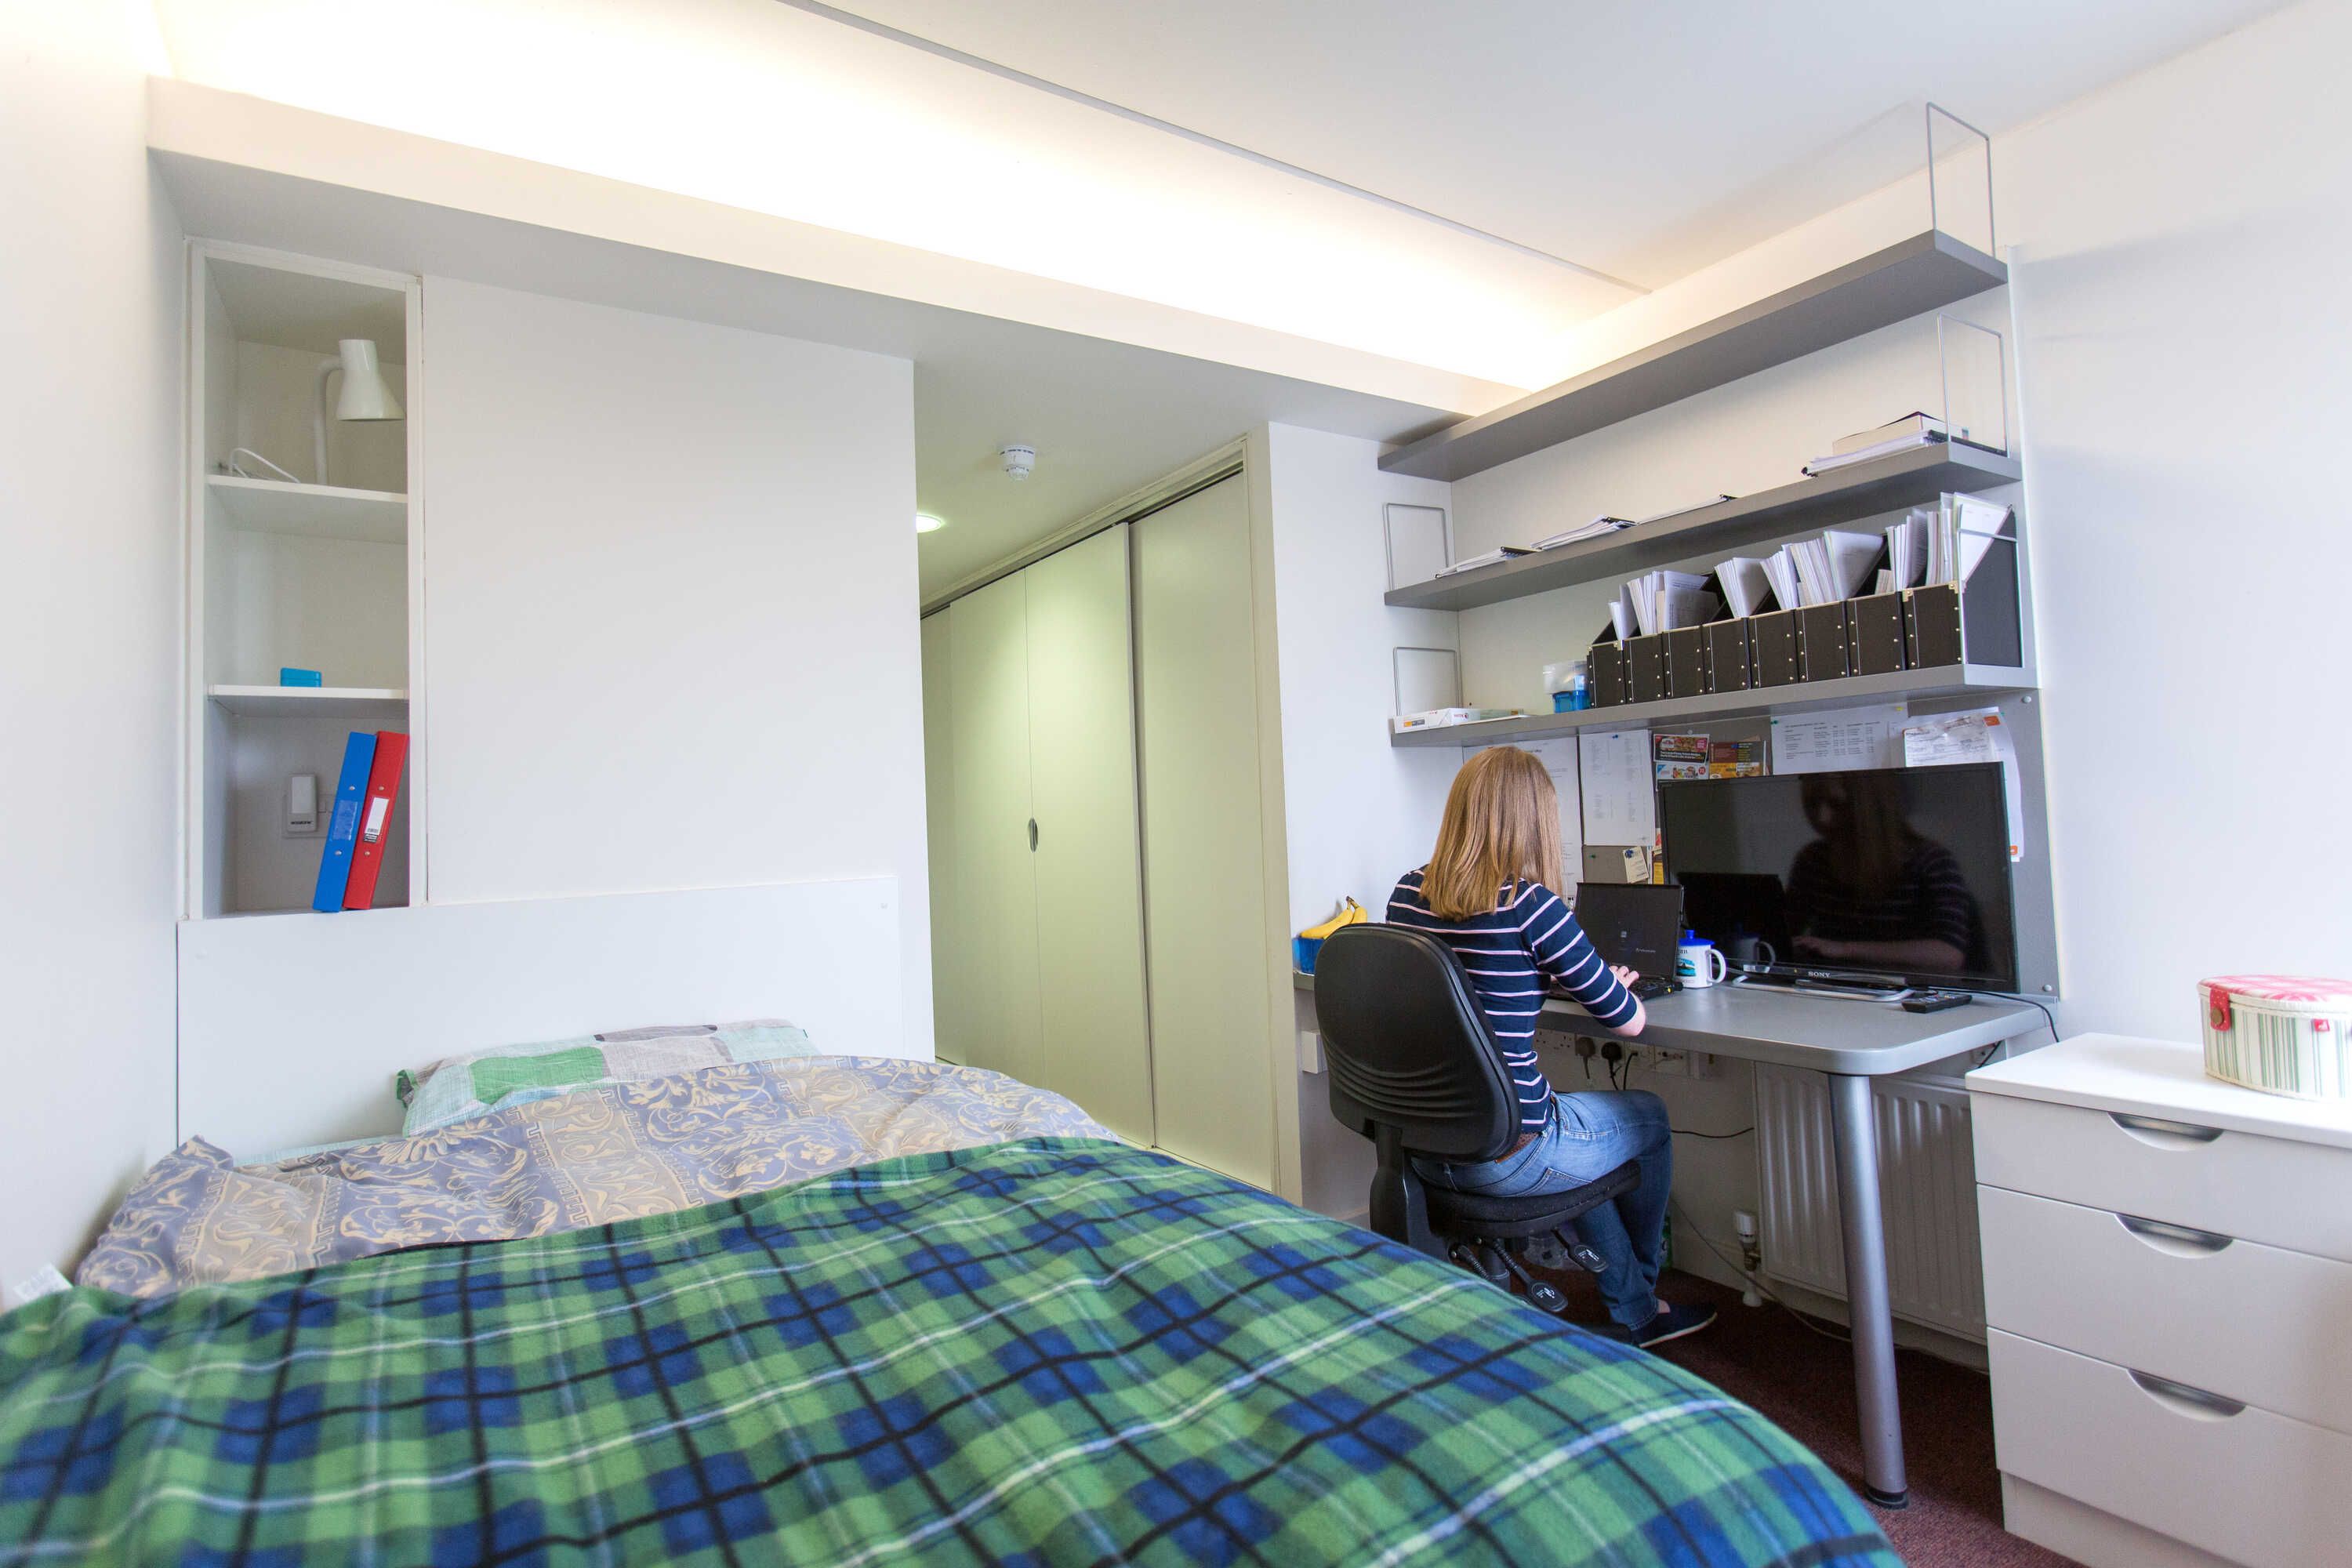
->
[176, 877, 904, 1160]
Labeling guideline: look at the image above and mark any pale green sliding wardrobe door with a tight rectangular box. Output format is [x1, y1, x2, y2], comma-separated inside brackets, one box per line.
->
[919, 609, 961, 1064]
[946, 572, 1044, 1088]
[1023, 526, 1155, 1144]
[1132, 476, 1276, 1188]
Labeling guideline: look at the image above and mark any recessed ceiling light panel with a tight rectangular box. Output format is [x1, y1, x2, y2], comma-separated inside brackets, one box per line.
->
[915, 512, 946, 533]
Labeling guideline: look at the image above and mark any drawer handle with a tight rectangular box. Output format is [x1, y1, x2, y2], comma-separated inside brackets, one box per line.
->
[2108, 1112, 2223, 1147]
[2129, 1369, 2245, 1420]
[2117, 1213, 2235, 1254]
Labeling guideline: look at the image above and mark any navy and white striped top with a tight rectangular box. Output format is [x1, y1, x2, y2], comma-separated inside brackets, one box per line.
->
[1388, 868, 1641, 1133]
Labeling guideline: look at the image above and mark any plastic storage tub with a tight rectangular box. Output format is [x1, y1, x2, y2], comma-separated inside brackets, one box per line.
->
[2200, 975, 2352, 1099]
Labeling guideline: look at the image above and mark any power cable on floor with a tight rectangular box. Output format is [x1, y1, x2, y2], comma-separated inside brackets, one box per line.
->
[1668, 1198, 1851, 1345]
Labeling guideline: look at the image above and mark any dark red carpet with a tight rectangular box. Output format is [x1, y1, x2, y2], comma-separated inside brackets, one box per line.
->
[1555, 1269, 2076, 1566]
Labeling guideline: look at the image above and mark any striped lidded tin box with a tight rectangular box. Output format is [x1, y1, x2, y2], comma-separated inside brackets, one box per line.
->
[2200, 975, 2352, 1099]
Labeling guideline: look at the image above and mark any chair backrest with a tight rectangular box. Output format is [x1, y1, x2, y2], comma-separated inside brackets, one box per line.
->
[1313, 924, 1521, 1163]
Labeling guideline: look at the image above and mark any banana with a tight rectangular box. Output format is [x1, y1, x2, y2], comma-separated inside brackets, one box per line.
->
[1300, 898, 1373, 941]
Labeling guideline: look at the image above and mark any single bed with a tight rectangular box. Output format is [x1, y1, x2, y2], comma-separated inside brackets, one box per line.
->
[2, 1047, 1895, 1566]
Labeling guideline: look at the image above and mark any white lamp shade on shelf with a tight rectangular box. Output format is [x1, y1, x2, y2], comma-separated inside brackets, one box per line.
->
[332, 339, 403, 421]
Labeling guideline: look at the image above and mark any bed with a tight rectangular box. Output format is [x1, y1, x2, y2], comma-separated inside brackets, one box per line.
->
[2, 1045, 1895, 1566]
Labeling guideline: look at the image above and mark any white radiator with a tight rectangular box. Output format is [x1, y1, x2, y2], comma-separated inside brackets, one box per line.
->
[1754, 1064, 1986, 1341]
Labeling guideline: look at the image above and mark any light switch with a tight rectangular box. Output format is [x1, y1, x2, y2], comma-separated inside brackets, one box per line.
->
[1297, 1029, 1323, 1076]
[287, 772, 319, 836]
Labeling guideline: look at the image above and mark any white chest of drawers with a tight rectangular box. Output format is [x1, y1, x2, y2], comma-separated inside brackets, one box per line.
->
[1968, 1035, 2352, 1568]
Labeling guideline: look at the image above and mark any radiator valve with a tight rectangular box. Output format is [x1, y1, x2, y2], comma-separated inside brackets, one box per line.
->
[1731, 1210, 1763, 1308]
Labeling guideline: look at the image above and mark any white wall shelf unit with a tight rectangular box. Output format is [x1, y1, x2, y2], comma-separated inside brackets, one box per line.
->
[184, 241, 423, 919]
[206, 474, 408, 544]
[1381, 230, 2006, 481]
[206, 685, 410, 720]
[1385, 442, 2020, 612]
[1388, 664, 2032, 749]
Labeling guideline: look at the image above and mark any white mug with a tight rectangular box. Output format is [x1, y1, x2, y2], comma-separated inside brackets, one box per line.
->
[1676, 940, 1729, 988]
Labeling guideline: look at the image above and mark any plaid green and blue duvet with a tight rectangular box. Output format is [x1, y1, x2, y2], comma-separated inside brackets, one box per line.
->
[2, 1138, 1895, 1566]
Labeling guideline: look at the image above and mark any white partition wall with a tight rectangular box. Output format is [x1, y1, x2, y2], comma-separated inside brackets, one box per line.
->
[419, 279, 932, 1051]
[178, 878, 905, 1159]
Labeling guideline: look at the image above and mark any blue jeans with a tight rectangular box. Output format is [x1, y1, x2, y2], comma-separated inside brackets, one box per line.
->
[1417, 1090, 1673, 1330]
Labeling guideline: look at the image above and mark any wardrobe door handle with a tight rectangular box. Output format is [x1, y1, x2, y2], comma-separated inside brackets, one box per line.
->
[1028, 818, 1039, 852]
[2108, 1111, 2223, 1147]
[2117, 1213, 2234, 1254]
[2129, 1369, 2245, 1419]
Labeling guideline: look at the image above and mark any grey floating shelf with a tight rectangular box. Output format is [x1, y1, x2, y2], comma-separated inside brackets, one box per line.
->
[1381, 231, 2007, 482]
[1385, 441, 2020, 612]
[1388, 664, 2032, 749]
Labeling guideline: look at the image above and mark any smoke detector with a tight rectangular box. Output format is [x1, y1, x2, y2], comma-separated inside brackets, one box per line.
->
[1000, 443, 1036, 481]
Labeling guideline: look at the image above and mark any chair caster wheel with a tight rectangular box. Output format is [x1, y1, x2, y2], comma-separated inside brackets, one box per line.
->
[1526, 1280, 1569, 1315]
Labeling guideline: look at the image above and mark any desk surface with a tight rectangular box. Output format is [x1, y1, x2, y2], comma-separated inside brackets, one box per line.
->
[1294, 970, 2044, 1076]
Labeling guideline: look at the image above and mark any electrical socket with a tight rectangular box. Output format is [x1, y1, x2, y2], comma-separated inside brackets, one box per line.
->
[1624, 1044, 1718, 1078]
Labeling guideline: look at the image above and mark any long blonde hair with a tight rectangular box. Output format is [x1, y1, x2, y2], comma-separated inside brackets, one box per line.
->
[1423, 747, 1566, 919]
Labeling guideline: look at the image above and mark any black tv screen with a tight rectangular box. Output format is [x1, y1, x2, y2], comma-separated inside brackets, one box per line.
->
[1659, 763, 2018, 993]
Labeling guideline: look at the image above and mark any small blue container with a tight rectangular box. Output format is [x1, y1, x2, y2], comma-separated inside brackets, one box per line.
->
[279, 666, 324, 688]
[1543, 658, 1592, 713]
[1294, 936, 1325, 976]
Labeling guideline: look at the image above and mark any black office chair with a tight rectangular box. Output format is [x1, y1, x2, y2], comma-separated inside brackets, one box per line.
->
[1315, 923, 1638, 1316]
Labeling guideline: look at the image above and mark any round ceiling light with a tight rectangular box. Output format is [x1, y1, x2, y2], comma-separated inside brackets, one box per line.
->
[915, 513, 946, 534]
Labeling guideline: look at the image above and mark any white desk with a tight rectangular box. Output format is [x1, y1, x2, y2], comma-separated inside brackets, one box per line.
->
[1297, 970, 2046, 1508]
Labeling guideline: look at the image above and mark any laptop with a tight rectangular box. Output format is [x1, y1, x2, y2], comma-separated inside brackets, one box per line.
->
[1572, 882, 1686, 1000]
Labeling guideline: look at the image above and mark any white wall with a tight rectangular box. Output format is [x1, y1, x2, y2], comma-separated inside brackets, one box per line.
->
[1417, 0, 2352, 1304]
[1256, 423, 1459, 1218]
[1454, 0, 2352, 1044]
[0, 0, 184, 1291]
[1994, 0, 2352, 1044]
[421, 279, 935, 1054]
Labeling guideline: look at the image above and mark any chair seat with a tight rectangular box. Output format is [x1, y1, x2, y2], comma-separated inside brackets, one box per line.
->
[1423, 1159, 1639, 1240]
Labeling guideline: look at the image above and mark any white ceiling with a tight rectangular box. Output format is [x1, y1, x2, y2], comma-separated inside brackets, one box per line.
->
[826, 0, 2288, 286]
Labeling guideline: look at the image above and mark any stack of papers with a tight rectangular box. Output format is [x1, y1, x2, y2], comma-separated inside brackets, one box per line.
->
[1926, 492, 2011, 585]
[1528, 494, 1733, 554]
[1715, 556, 1773, 619]
[1803, 412, 1950, 477]
[1883, 509, 1931, 590]
[1531, 516, 1635, 550]
[1433, 546, 1531, 576]
[1635, 494, 1737, 524]
[1745, 526, 1882, 612]
[1790, 528, 1882, 605]
[1834, 413, 1946, 455]
[1617, 570, 1719, 637]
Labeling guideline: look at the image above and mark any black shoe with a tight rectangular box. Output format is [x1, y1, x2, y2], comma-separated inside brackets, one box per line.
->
[1598, 1301, 1717, 1348]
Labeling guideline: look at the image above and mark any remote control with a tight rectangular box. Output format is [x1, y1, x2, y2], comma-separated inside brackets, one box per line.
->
[1901, 990, 1970, 1014]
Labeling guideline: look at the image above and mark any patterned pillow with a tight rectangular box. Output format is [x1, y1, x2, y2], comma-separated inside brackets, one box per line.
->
[397, 1019, 816, 1134]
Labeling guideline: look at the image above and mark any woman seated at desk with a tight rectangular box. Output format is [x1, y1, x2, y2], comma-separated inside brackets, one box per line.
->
[1388, 746, 1715, 1348]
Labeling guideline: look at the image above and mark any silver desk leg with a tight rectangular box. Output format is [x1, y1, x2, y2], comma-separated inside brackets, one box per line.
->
[1828, 1072, 1907, 1509]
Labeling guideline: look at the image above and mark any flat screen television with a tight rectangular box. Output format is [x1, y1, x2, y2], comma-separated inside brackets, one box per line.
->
[1658, 763, 2019, 993]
